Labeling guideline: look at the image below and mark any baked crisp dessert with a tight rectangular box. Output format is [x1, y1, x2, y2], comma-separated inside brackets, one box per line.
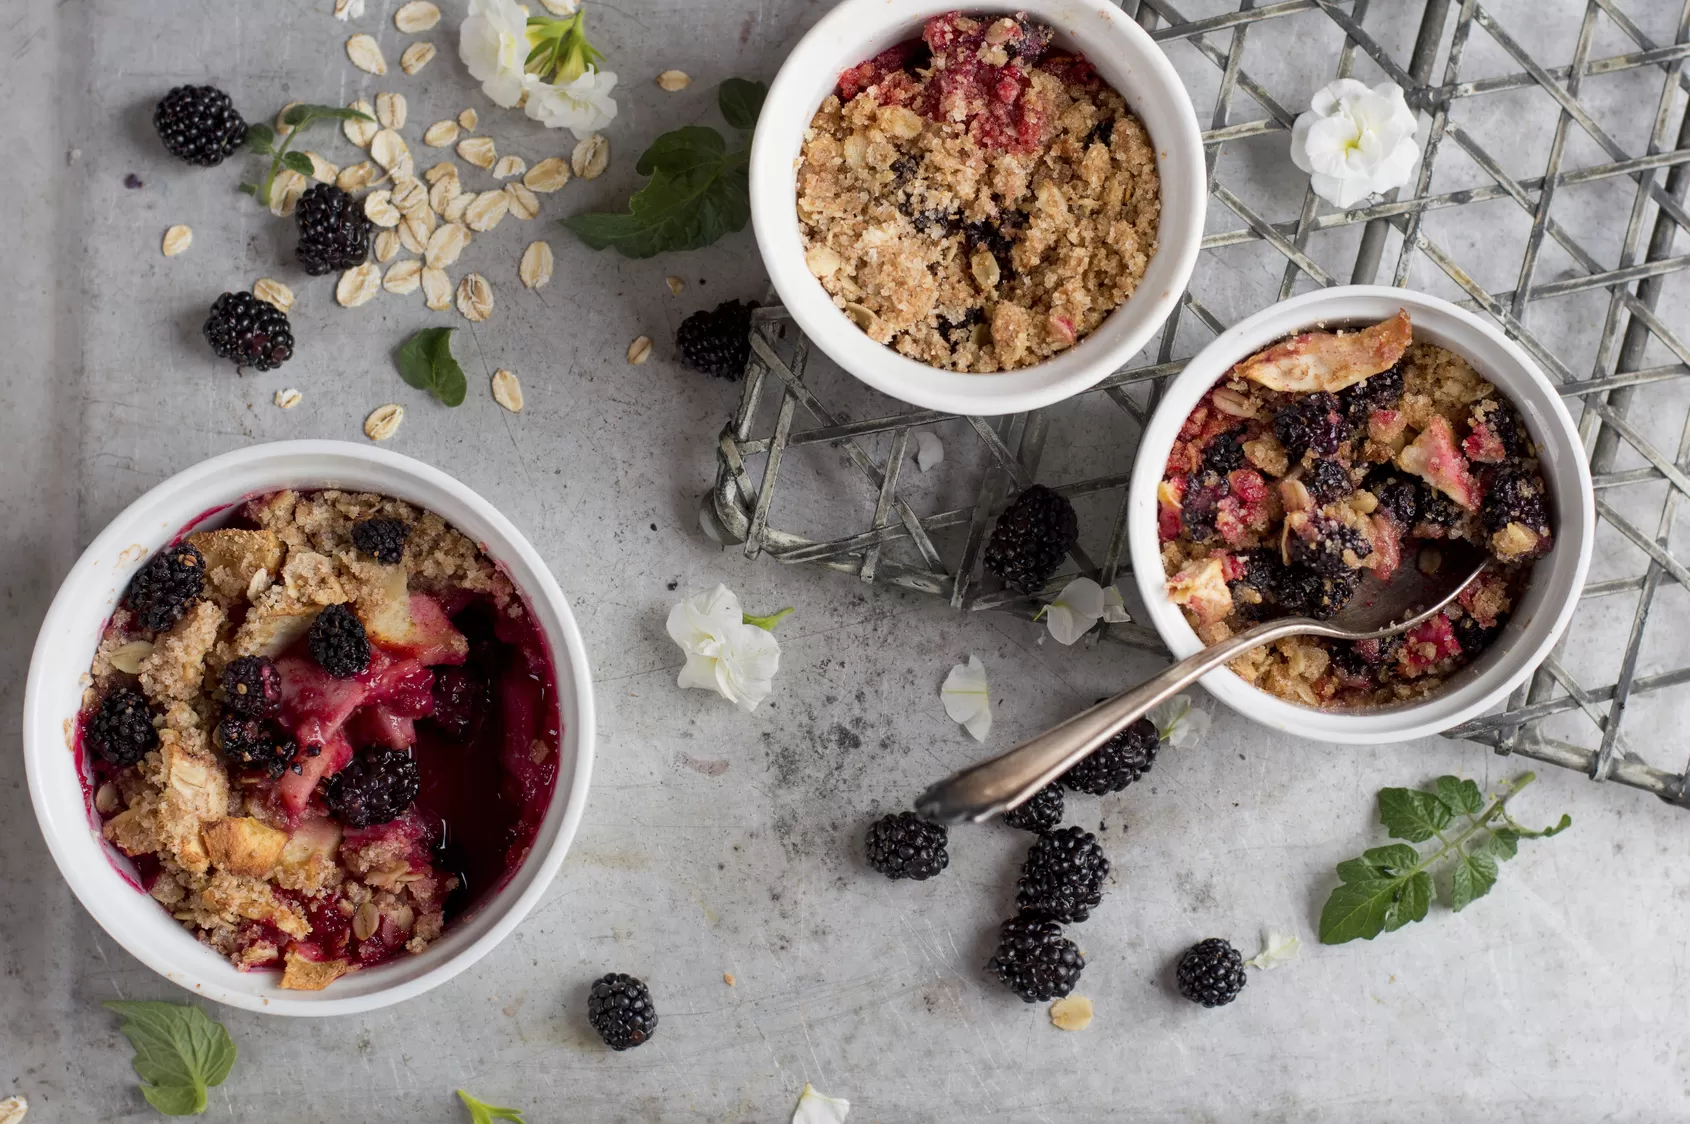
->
[78, 490, 560, 990]
[1158, 311, 1555, 709]
[797, 11, 1162, 373]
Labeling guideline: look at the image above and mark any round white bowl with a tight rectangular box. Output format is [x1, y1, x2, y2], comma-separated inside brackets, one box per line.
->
[22, 441, 595, 1016]
[1127, 286, 1595, 744]
[750, 0, 1206, 416]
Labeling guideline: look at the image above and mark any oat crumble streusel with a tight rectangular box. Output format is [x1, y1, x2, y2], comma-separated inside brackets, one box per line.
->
[797, 11, 1163, 373]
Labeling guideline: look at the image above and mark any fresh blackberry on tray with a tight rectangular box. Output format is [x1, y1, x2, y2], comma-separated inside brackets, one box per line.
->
[983, 484, 1078, 594]
[294, 183, 373, 276]
[221, 655, 282, 718]
[1274, 391, 1347, 458]
[1061, 716, 1157, 795]
[986, 915, 1084, 1002]
[124, 542, 206, 632]
[1202, 430, 1247, 475]
[214, 714, 295, 778]
[865, 811, 949, 880]
[587, 973, 658, 1050]
[676, 299, 757, 380]
[324, 747, 420, 827]
[152, 85, 247, 166]
[308, 603, 370, 679]
[1016, 826, 1109, 923]
[1480, 464, 1550, 536]
[350, 516, 410, 564]
[1001, 784, 1064, 833]
[203, 291, 294, 372]
[1306, 458, 1354, 505]
[90, 687, 158, 766]
[1176, 938, 1247, 1008]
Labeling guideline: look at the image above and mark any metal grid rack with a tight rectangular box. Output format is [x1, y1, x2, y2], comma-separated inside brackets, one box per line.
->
[709, 0, 1690, 806]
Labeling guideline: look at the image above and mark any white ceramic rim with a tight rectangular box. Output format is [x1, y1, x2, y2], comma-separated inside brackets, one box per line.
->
[1126, 286, 1596, 744]
[750, 0, 1206, 416]
[22, 440, 596, 1016]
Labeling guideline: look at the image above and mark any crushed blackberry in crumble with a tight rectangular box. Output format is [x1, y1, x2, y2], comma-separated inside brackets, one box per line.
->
[351, 516, 411, 564]
[125, 542, 207, 632]
[308, 603, 370, 679]
[90, 687, 158, 766]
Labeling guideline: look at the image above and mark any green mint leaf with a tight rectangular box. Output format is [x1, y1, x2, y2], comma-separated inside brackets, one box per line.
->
[104, 1000, 236, 1117]
[281, 151, 316, 176]
[457, 1089, 526, 1123]
[395, 327, 467, 407]
[1435, 775, 1484, 815]
[561, 125, 750, 258]
[284, 103, 371, 127]
[245, 123, 275, 154]
[1487, 827, 1520, 861]
[1449, 848, 1499, 911]
[1361, 843, 1420, 875]
[1377, 786, 1452, 843]
[718, 78, 767, 130]
[238, 183, 258, 196]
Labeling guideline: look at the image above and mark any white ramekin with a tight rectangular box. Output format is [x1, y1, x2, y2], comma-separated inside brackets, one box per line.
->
[22, 441, 595, 1016]
[750, 0, 1206, 416]
[1127, 286, 1595, 744]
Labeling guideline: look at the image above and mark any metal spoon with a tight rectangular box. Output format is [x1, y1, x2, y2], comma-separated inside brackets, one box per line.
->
[915, 541, 1491, 825]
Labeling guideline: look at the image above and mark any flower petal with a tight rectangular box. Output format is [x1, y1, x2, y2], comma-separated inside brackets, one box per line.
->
[941, 655, 992, 741]
[792, 1084, 851, 1124]
[1292, 78, 1421, 209]
[1100, 585, 1131, 624]
[914, 430, 944, 472]
[1246, 931, 1302, 971]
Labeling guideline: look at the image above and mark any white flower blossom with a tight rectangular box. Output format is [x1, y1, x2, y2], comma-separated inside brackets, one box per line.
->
[791, 1084, 850, 1124]
[666, 585, 782, 713]
[1290, 78, 1419, 208]
[941, 655, 992, 741]
[523, 67, 619, 137]
[914, 430, 944, 472]
[1246, 930, 1302, 971]
[459, 0, 534, 109]
[1146, 693, 1210, 749]
[1037, 577, 1105, 646]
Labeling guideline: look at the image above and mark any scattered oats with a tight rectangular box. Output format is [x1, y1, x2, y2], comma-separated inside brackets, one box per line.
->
[657, 69, 692, 91]
[337, 262, 382, 307]
[274, 387, 303, 410]
[465, 189, 510, 232]
[425, 222, 470, 268]
[722, 973, 736, 987]
[397, 218, 428, 254]
[304, 151, 339, 184]
[503, 181, 539, 220]
[376, 92, 408, 130]
[519, 240, 554, 288]
[161, 224, 192, 257]
[404, 201, 437, 246]
[345, 99, 378, 146]
[571, 134, 609, 179]
[627, 335, 653, 364]
[333, 0, 364, 19]
[665, 275, 685, 295]
[370, 128, 411, 173]
[353, 900, 381, 942]
[364, 189, 400, 227]
[275, 102, 303, 135]
[523, 156, 571, 193]
[456, 273, 493, 321]
[394, 0, 440, 32]
[425, 161, 459, 185]
[346, 34, 387, 75]
[458, 136, 496, 169]
[337, 160, 380, 192]
[458, 107, 479, 131]
[269, 169, 308, 217]
[391, 177, 428, 214]
[491, 368, 524, 412]
[423, 120, 459, 148]
[108, 640, 155, 675]
[421, 266, 452, 310]
[95, 781, 121, 815]
[805, 244, 842, 279]
[1049, 995, 1093, 1032]
[538, 0, 578, 12]
[373, 229, 402, 262]
[364, 403, 404, 441]
[442, 192, 472, 224]
[253, 278, 295, 312]
[400, 41, 437, 75]
[383, 258, 423, 294]
[493, 154, 527, 180]
[428, 174, 462, 214]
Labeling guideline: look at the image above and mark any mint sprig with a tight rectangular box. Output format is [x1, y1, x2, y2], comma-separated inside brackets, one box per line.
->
[241, 103, 373, 207]
[104, 1001, 237, 1116]
[458, 1089, 525, 1123]
[561, 78, 766, 258]
[1318, 772, 1570, 945]
[395, 327, 468, 407]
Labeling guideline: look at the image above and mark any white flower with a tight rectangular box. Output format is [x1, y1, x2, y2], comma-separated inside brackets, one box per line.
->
[538, 0, 579, 12]
[914, 430, 944, 472]
[791, 1084, 850, 1124]
[1037, 577, 1105, 646]
[1145, 693, 1210, 749]
[1246, 930, 1302, 971]
[941, 655, 992, 741]
[1101, 585, 1131, 624]
[524, 67, 619, 137]
[1290, 78, 1419, 208]
[666, 585, 782, 713]
[460, 0, 534, 109]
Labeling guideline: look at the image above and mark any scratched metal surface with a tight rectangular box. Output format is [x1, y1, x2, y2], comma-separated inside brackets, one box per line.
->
[3, 0, 1689, 1121]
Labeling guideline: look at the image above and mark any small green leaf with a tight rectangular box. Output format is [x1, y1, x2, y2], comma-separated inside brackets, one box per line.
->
[1319, 875, 1408, 944]
[1377, 786, 1452, 843]
[1361, 843, 1420, 875]
[718, 78, 767, 131]
[105, 1000, 237, 1117]
[742, 607, 793, 631]
[1381, 871, 1434, 932]
[458, 1089, 526, 1123]
[283, 102, 371, 127]
[1488, 828, 1520, 861]
[281, 151, 316, 176]
[245, 123, 276, 154]
[238, 182, 258, 196]
[1435, 775, 1484, 815]
[142, 1085, 207, 1116]
[1450, 848, 1499, 911]
[562, 122, 751, 258]
[395, 327, 467, 407]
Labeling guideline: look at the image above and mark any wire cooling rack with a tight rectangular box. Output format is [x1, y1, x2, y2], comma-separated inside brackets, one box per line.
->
[708, 0, 1690, 807]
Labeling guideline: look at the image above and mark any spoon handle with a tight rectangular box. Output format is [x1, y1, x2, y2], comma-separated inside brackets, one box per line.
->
[914, 618, 1305, 825]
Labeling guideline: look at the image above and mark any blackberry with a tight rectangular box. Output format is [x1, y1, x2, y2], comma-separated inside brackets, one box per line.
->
[204, 291, 294, 372]
[1287, 515, 1371, 577]
[865, 811, 949, 880]
[1001, 784, 1063, 833]
[350, 516, 410, 564]
[983, 484, 1078, 594]
[1015, 826, 1109, 923]
[308, 603, 370, 679]
[152, 85, 247, 166]
[124, 542, 206, 632]
[1306, 458, 1355, 505]
[936, 307, 984, 346]
[1274, 392, 1347, 458]
[1366, 470, 1420, 526]
[1061, 716, 1157, 795]
[324, 747, 420, 827]
[676, 299, 757, 380]
[587, 973, 658, 1050]
[1274, 564, 1359, 620]
[1453, 613, 1500, 657]
[1202, 430, 1247, 475]
[1084, 116, 1115, 149]
[1180, 470, 1228, 544]
[963, 219, 1017, 276]
[1481, 464, 1550, 536]
[89, 687, 158, 766]
[430, 668, 486, 741]
[214, 714, 295, 778]
[294, 183, 372, 276]
[985, 916, 1084, 1002]
[1470, 397, 1527, 458]
[1339, 365, 1404, 424]
[1001, 14, 1054, 60]
[221, 655, 282, 718]
[1414, 482, 1464, 536]
[1332, 635, 1403, 679]
[1176, 938, 1247, 1008]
